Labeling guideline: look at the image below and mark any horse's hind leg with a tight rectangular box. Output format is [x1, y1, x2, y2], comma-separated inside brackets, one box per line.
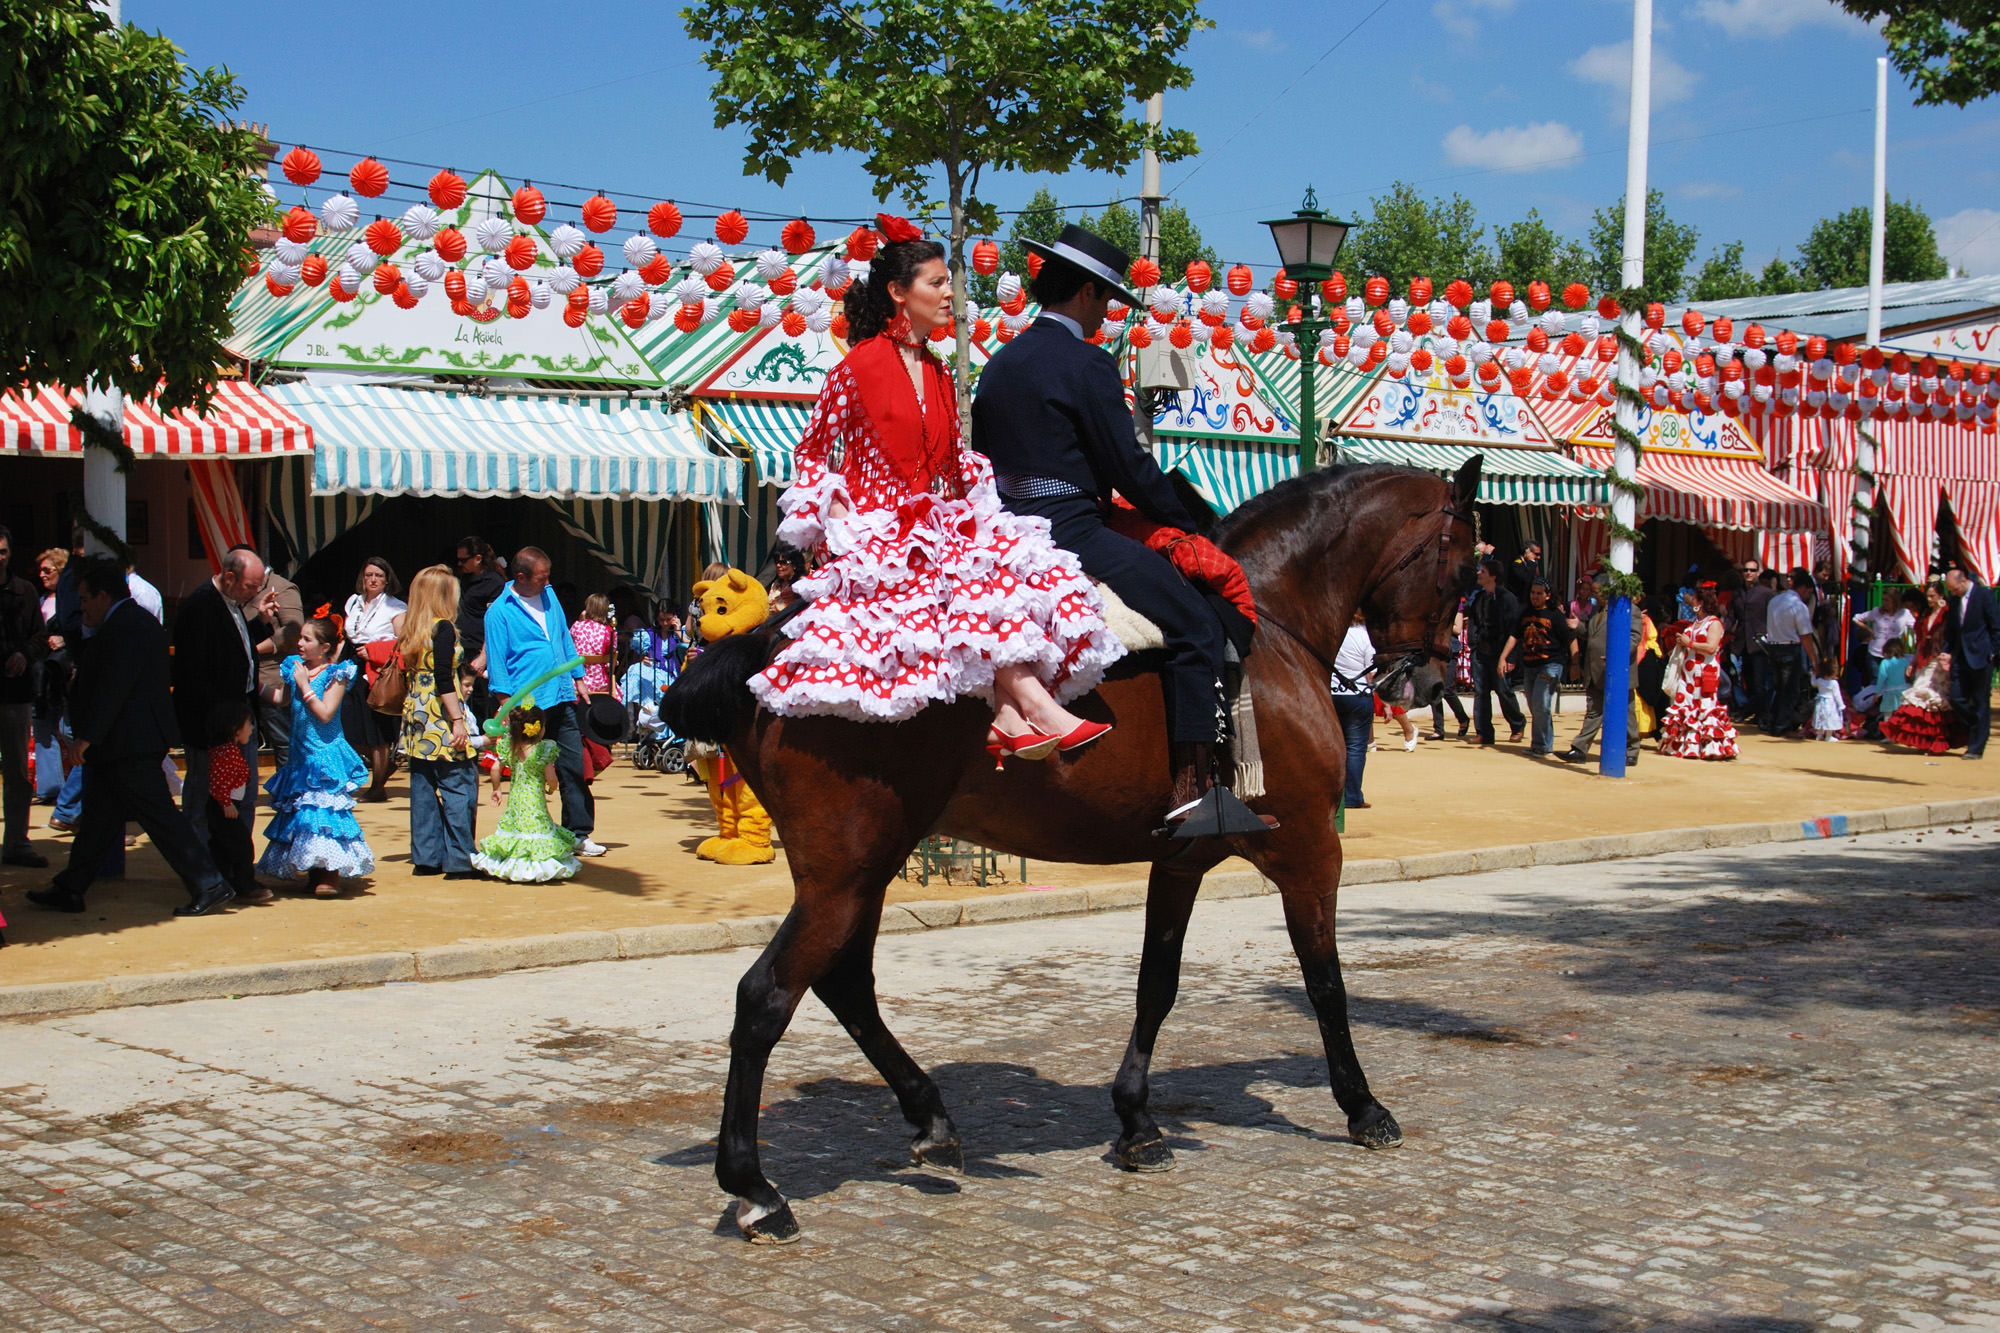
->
[812, 921, 963, 1172]
[1109, 862, 1204, 1172]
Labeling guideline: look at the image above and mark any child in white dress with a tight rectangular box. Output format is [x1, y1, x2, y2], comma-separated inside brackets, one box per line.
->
[1811, 672, 1846, 741]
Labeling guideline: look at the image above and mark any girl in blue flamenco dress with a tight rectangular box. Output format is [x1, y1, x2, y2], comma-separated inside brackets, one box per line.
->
[258, 617, 375, 897]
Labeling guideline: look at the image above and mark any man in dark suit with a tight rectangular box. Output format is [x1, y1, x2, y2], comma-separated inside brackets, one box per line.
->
[172, 545, 265, 844]
[972, 224, 1231, 825]
[1943, 565, 1997, 759]
[28, 559, 233, 916]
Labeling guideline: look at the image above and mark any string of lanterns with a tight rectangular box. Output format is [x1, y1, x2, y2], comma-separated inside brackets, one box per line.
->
[251, 146, 1998, 433]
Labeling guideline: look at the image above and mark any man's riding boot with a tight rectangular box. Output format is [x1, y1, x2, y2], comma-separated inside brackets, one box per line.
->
[1166, 742, 1213, 820]
[1158, 741, 1275, 839]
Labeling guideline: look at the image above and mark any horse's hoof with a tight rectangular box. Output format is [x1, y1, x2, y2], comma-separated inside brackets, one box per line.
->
[736, 1197, 801, 1245]
[1349, 1105, 1403, 1150]
[1114, 1134, 1176, 1173]
[910, 1131, 964, 1175]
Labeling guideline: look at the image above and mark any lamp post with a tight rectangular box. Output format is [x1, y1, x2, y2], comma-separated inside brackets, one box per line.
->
[1263, 188, 1352, 477]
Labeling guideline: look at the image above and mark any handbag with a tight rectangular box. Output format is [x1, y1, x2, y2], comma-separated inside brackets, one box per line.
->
[365, 643, 408, 715]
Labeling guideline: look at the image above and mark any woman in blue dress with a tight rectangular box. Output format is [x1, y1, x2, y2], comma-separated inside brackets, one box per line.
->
[258, 617, 375, 897]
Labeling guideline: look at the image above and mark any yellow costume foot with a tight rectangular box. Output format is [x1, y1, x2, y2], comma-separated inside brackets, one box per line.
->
[695, 835, 731, 861]
[712, 839, 775, 866]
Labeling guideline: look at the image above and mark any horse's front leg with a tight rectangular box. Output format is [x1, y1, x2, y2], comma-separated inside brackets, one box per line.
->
[1250, 825, 1402, 1149]
[1110, 862, 1205, 1171]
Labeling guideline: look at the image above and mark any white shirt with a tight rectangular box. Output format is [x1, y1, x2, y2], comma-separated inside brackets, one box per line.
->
[516, 591, 550, 637]
[127, 570, 163, 623]
[1765, 590, 1813, 644]
[1855, 606, 1914, 656]
[344, 591, 406, 644]
[1041, 311, 1084, 340]
[1330, 625, 1375, 695]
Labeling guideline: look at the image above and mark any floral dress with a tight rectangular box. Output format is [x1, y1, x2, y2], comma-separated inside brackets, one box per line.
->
[749, 335, 1121, 722]
[259, 657, 375, 880]
[1657, 616, 1739, 760]
[470, 736, 579, 882]
[400, 620, 474, 762]
[572, 618, 616, 698]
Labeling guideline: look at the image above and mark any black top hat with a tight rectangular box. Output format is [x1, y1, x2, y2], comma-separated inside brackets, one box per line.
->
[582, 694, 628, 745]
[1022, 225, 1143, 308]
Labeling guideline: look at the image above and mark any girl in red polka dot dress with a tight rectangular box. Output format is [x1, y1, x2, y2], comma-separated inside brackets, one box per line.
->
[750, 216, 1121, 760]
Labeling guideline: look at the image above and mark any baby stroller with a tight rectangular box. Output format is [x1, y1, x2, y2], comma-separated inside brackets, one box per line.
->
[630, 702, 688, 774]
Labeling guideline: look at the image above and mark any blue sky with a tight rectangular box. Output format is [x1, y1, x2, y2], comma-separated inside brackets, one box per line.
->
[135, 0, 2000, 279]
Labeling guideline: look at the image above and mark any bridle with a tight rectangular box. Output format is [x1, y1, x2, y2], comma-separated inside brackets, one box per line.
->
[1256, 499, 1472, 699]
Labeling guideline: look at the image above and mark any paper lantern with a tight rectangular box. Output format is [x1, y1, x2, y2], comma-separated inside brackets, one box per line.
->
[564, 286, 590, 313]
[1167, 320, 1194, 350]
[1439, 279, 1470, 310]
[1524, 280, 1550, 311]
[444, 270, 468, 302]
[768, 218, 810, 255]
[433, 228, 466, 263]
[1444, 313, 1472, 342]
[1363, 275, 1389, 306]
[1264, 272, 1295, 301]
[581, 195, 618, 233]
[1526, 326, 1549, 354]
[348, 158, 389, 198]
[1644, 302, 1666, 330]
[703, 260, 736, 292]
[1115, 256, 1156, 290]
[970, 317, 991, 342]
[1806, 336, 1828, 362]
[281, 206, 317, 244]
[728, 307, 758, 333]
[573, 244, 604, 278]
[328, 275, 359, 303]
[620, 296, 649, 328]
[639, 255, 673, 285]
[508, 185, 546, 226]
[1408, 309, 1432, 337]
[371, 263, 402, 295]
[298, 254, 328, 287]
[1021, 252, 1041, 279]
[1127, 323, 1153, 350]
[1488, 280, 1515, 309]
[969, 239, 1001, 275]
[846, 227, 877, 260]
[1401, 277, 1427, 306]
[280, 146, 321, 187]
[1225, 264, 1254, 297]
[264, 273, 294, 298]
[1712, 316, 1734, 343]
[775, 308, 804, 337]
[1485, 319, 1510, 343]
[631, 202, 679, 241]
[386, 280, 416, 310]
[1184, 260, 1212, 293]
[769, 267, 797, 297]
[317, 195, 359, 234]
[1322, 272, 1347, 304]
[1743, 322, 1766, 350]
[715, 210, 749, 245]
[365, 218, 402, 256]
[1597, 335, 1618, 363]
[1556, 282, 1587, 312]
[1372, 309, 1395, 337]
[422, 169, 463, 210]
[1410, 347, 1433, 373]
[504, 235, 537, 271]
[1561, 330, 1586, 358]
[558, 305, 585, 328]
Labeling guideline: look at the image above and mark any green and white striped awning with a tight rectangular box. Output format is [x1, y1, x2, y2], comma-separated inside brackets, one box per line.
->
[1157, 437, 1299, 518]
[1329, 438, 1605, 507]
[263, 383, 741, 502]
[703, 399, 811, 487]
[1244, 348, 1380, 428]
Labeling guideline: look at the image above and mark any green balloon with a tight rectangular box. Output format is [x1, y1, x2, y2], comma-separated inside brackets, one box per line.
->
[482, 656, 585, 736]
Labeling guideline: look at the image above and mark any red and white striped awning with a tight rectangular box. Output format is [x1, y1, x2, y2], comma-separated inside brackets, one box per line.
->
[0, 381, 313, 457]
[1573, 444, 1824, 533]
[1770, 414, 2000, 481]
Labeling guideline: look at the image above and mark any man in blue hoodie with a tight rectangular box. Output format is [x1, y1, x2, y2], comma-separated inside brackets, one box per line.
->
[483, 547, 601, 857]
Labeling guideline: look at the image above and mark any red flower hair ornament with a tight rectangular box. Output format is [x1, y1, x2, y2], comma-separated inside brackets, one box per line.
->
[875, 213, 925, 245]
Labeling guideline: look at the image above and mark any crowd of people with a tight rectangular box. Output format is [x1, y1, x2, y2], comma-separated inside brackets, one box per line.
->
[4, 530, 691, 922]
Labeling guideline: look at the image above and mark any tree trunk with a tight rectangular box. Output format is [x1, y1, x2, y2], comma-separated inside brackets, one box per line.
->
[947, 172, 972, 426]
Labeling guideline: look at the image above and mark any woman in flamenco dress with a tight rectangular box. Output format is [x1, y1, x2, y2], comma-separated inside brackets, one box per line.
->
[1880, 582, 1968, 754]
[749, 214, 1120, 761]
[1657, 586, 1739, 760]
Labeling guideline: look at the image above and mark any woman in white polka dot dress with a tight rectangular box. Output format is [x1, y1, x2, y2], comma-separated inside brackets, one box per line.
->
[748, 216, 1121, 761]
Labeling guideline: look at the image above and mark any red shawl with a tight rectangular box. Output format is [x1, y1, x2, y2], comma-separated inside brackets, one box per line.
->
[843, 334, 959, 490]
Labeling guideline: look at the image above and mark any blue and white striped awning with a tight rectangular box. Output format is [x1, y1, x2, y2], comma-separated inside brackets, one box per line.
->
[264, 383, 742, 503]
[1157, 436, 1300, 518]
[704, 399, 811, 487]
[1330, 437, 1605, 507]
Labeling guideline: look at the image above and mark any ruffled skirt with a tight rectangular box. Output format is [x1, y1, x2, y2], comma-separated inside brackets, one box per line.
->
[1658, 681, 1739, 760]
[750, 477, 1123, 723]
[259, 765, 374, 881]
[472, 824, 579, 883]
[1880, 660, 1966, 754]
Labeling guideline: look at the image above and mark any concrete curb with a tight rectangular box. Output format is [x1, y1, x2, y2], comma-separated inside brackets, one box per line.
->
[6, 796, 1996, 1019]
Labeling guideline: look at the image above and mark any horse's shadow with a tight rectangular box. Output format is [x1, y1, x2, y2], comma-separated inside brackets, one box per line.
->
[649, 1053, 1351, 1203]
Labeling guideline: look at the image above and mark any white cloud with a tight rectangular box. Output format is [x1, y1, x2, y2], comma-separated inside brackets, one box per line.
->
[1433, 0, 1517, 41]
[1410, 73, 1455, 103]
[1675, 181, 1743, 200]
[1695, 0, 1871, 38]
[1232, 27, 1279, 52]
[1569, 41, 1700, 113]
[1441, 122, 1585, 172]
[1937, 208, 2000, 277]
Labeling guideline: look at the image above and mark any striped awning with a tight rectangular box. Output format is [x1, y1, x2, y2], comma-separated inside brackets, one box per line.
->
[1332, 438, 1606, 507]
[1157, 437, 1298, 517]
[262, 383, 741, 502]
[0, 381, 314, 456]
[1573, 445, 1822, 533]
[704, 399, 810, 487]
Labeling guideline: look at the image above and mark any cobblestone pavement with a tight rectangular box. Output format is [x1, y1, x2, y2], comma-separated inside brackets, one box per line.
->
[3, 826, 1998, 1332]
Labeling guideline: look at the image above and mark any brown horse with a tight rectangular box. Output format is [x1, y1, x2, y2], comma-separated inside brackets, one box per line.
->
[663, 456, 1483, 1243]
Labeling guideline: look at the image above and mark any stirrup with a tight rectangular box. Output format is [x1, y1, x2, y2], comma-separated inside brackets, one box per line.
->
[1154, 785, 1276, 839]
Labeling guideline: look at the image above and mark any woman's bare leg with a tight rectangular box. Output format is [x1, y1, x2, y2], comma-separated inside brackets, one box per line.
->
[994, 663, 1084, 737]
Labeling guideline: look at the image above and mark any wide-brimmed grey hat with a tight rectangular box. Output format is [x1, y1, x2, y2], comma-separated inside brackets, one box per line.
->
[1022, 224, 1143, 307]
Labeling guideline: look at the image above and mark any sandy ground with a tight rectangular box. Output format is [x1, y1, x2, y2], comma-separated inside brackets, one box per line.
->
[1, 700, 1992, 989]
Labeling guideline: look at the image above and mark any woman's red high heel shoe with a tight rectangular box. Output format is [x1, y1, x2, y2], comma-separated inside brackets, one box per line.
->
[986, 727, 1061, 768]
[1056, 719, 1113, 753]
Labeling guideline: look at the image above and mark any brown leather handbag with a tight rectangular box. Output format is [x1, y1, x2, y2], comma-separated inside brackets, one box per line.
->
[365, 642, 408, 715]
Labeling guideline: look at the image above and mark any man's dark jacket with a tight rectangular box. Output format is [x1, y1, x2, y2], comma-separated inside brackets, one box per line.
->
[1948, 579, 1999, 672]
[0, 571, 46, 707]
[971, 318, 1199, 530]
[1469, 586, 1523, 661]
[71, 599, 179, 760]
[171, 580, 253, 745]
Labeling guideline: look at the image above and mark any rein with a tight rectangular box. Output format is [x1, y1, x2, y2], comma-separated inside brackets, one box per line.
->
[1253, 499, 1472, 697]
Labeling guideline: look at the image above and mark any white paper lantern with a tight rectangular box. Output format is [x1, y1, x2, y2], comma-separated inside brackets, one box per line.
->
[274, 238, 309, 266]
[623, 234, 659, 268]
[700, 295, 724, 324]
[401, 204, 442, 242]
[1469, 298, 1491, 326]
[1244, 291, 1275, 322]
[548, 223, 585, 259]
[1387, 297, 1408, 324]
[586, 286, 608, 315]
[473, 217, 512, 254]
[822, 256, 850, 290]
[413, 250, 448, 282]
[804, 306, 833, 334]
[463, 271, 488, 304]
[482, 256, 512, 289]
[530, 279, 552, 309]
[671, 276, 707, 306]
[687, 241, 724, 275]
[1200, 290, 1228, 318]
[403, 270, 430, 300]
[319, 194, 360, 231]
[754, 249, 787, 280]
[548, 265, 581, 295]
[758, 302, 782, 328]
[611, 271, 644, 303]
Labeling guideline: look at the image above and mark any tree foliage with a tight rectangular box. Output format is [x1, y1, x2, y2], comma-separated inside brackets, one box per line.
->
[1838, 1, 2000, 107]
[0, 0, 271, 412]
[1586, 189, 1700, 304]
[682, 0, 1206, 401]
[1796, 199, 1950, 289]
[1342, 181, 1491, 290]
[1491, 208, 1594, 298]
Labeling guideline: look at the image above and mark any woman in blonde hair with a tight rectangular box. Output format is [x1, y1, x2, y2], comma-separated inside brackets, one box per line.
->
[398, 565, 479, 877]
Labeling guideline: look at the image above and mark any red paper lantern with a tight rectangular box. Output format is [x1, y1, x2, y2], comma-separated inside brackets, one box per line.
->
[971, 239, 1000, 274]
[1743, 322, 1766, 350]
[428, 170, 466, 210]
[1445, 353, 1467, 378]
[1834, 341, 1857, 366]
[1562, 330, 1586, 357]
[1527, 280, 1551, 311]
[769, 267, 798, 297]
[781, 219, 815, 255]
[300, 255, 328, 286]
[365, 218, 402, 256]
[1185, 260, 1212, 293]
[727, 307, 759, 333]
[392, 282, 419, 310]
[1025, 252, 1043, 278]
[1373, 309, 1395, 337]
[509, 276, 530, 305]
[329, 278, 356, 304]
[573, 244, 605, 278]
[1323, 272, 1347, 304]
[504, 235, 537, 271]
[1409, 276, 1433, 305]
[281, 206, 317, 244]
[1168, 321, 1194, 350]
[703, 260, 736, 291]
[581, 195, 618, 233]
[648, 202, 683, 238]
[831, 314, 849, 341]
[511, 186, 547, 225]
[1107, 301, 1129, 323]
[1226, 264, 1254, 296]
[1129, 257, 1162, 288]
[1682, 308, 1705, 337]
[1562, 282, 1590, 311]
[639, 255, 673, 285]
[1001, 291, 1027, 316]
[1712, 316, 1734, 343]
[1408, 309, 1432, 337]
[444, 271, 468, 302]
[1644, 302, 1666, 330]
[973, 317, 993, 342]
[280, 146, 321, 187]
[1332, 334, 1351, 359]
[348, 158, 389, 198]
[1447, 314, 1473, 341]
[846, 227, 877, 260]
[622, 296, 650, 328]
[1663, 348, 1683, 375]
[1597, 294, 1621, 321]
[1597, 335, 1617, 362]
[433, 228, 466, 262]
[1252, 327, 1276, 353]
[264, 273, 294, 298]
[1211, 325, 1235, 351]
[715, 210, 749, 245]
[1806, 336, 1828, 362]
[1489, 280, 1515, 309]
[566, 287, 590, 312]
[1486, 319, 1510, 343]
[1127, 323, 1152, 349]
[564, 307, 587, 328]
[1273, 272, 1299, 300]
[1444, 279, 1473, 310]
[1411, 347, 1433, 374]
[1364, 275, 1389, 306]
[1526, 326, 1549, 354]
[781, 309, 807, 337]
[371, 263, 402, 295]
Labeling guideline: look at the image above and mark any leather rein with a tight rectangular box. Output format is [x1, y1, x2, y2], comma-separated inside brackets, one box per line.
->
[1254, 500, 1472, 698]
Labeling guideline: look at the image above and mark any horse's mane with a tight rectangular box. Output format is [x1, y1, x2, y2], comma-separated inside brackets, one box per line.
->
[1214, 462, 1439, 553]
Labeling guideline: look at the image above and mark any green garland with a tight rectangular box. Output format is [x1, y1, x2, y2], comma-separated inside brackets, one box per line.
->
[1596, 286, 1651, 587]
[66, 406, 137, 568]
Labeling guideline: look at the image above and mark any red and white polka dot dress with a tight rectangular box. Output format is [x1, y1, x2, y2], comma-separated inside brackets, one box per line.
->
[749, 353, 1122, 723]
[1657, 615, 1740, 760]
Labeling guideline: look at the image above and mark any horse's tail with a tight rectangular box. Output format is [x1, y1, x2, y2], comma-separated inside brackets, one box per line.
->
[661, 634, 773, 743]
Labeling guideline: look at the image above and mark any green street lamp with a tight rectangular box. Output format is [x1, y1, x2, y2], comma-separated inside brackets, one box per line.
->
[1262, 187, 1353, 477]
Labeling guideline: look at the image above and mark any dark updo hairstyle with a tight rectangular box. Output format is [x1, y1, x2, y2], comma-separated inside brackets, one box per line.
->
[1695, 586, 1722, 618]
[508, 702, 546, 750]
[206, 698, 254, 748]
[843, 236, 946, 342]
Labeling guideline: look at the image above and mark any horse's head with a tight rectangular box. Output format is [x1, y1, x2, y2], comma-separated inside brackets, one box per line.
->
[1356, 455, 1483, 709]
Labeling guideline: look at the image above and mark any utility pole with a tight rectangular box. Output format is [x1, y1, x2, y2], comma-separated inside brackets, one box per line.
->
[1602, 0, 1650, 779]
[1852, 55, 1888, 587]
[1133, 89, 1164, 458]
[83, 0, 128, 559]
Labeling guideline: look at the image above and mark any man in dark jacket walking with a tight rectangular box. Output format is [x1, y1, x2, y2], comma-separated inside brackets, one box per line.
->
[1467, 558, 1526, 746]
[1943, 566, 1997, 759]
[171, 547, 264, 844]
